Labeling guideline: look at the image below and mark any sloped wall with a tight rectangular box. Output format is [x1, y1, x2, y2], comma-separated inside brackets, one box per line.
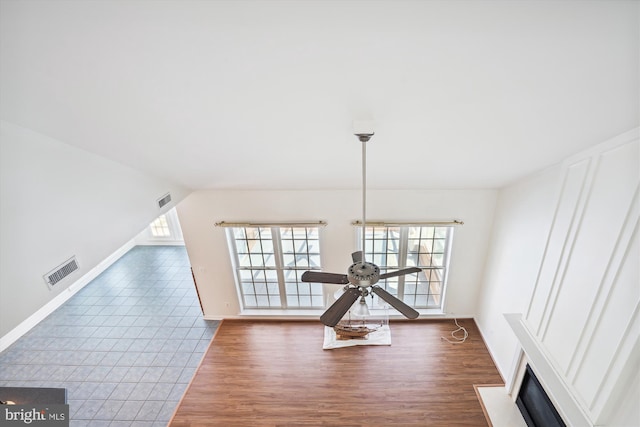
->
[0, 120, 190, 338]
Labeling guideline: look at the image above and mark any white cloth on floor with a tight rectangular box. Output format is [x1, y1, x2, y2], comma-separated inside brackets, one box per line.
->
[322, 325, 391, 349]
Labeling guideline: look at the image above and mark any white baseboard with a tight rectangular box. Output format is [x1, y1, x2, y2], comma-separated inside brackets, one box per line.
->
[0, 239, 136, 353]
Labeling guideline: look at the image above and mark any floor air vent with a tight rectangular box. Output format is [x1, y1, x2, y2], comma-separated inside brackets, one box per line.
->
[158, 193, 172, 208]
[44, 257, 78, 287]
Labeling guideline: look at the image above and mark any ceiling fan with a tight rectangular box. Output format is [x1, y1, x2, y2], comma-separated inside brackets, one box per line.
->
[301, 131, 421, 327]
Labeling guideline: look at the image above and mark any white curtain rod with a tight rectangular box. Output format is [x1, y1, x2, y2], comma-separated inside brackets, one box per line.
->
[214, 221, 327, 228]
[351, 220, 464, 226]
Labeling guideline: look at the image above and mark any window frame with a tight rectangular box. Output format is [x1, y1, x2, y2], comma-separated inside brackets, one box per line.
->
[357, 224, 454, 311]
[226, 225, 324, 310]
[145, 207, 184, 242]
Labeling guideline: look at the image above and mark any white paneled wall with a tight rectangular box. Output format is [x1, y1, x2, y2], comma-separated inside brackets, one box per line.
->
[522, 129, 639, 425]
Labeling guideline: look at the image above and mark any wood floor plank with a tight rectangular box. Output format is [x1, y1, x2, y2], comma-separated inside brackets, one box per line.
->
[170, 319, 503, 427]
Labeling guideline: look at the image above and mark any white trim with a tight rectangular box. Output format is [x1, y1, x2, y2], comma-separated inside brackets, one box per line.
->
[203, 310, 463, 321]
[0, 239, 135, 353]
[504, 313, 592, 427]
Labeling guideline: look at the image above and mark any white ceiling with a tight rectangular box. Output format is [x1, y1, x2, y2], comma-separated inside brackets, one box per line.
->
[1, 0, 638, 190]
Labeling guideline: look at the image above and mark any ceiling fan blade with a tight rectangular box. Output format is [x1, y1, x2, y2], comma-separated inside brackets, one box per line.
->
[371, 285, 419, 319]
[320, 287, 361, 327]
[379, 267, 422, 280]
[351, 251, 363, 263]
[301, 271, 349, 284]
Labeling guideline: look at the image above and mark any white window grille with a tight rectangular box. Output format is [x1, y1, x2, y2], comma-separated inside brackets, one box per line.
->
[227, 225, 323, 309]
[150, 214, 171, 237]
[360, 225, 454, 310]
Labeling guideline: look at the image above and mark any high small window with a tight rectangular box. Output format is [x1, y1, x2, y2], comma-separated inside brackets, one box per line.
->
[146, 208, 184, 242]
[150, 215, 171, 237]
[361, 225, 453, 310]
[227, 225, 323, 309]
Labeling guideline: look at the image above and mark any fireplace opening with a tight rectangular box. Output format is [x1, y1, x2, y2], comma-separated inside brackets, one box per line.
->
[516, 364, 566, 427]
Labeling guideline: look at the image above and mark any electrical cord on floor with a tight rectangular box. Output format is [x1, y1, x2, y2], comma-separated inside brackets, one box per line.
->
[441, 318, 468, 344]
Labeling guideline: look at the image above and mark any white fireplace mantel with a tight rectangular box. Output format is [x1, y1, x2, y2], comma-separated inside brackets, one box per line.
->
[505, 313, 592, 427]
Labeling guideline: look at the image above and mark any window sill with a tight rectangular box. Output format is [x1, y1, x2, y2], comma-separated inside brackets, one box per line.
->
[238, 308, 447, 319]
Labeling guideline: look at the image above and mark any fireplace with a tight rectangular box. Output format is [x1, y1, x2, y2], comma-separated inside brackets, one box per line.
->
[516, 364, 566, 427]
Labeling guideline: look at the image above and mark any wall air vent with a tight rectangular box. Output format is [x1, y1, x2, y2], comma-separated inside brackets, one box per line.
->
[157, 193, 172, 209]
[44, 256, 78, 288]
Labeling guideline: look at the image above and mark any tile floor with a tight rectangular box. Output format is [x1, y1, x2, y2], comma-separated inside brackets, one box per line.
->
[0, 245, 219, 426]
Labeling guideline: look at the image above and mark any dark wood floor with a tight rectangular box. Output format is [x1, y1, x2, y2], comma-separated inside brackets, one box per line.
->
[170, 319, 503, 427]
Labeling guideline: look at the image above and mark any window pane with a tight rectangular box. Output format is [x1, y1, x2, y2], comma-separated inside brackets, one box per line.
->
[299, 295, 311, 306]
[292, 227, 307, 238]
[266, 282, 279, 294]
[230, 225, 323, 310]
[263, 253, 276, 267]
[405, 282, 416, 294]
[310, 283, 323, 295]
[261, 240, 274, 253]
[416, 282, 429, 294]
[281, 239, 294, 253]
[432, 253, 444, 266]
[373, 253, 386, 267]
[415, 295, 428, 306]
[254, 282, 267, 294]
[258, 227, 272, 239]
[428, 294, 441, 307]
[235, 240, 249, 254]
[307, 239, 320, 253]
[283, 254, 295, 267]
[293, 239, 308, 252]
[360, 225, 452, 310]
[309, 254, 321, 268]
[247, 239, 261, 253]
[265, 270, 278, 281]
[406, 252, 418, 267]
[434, 227, 447, 239]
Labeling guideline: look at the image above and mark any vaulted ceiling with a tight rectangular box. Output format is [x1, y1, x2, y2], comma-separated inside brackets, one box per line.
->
[1, 0, 637, 190]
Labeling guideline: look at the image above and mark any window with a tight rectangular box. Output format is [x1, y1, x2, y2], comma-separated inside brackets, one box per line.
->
[146, 208, 184, 242]
[228, 226, 323, 309]
[150, 215, 171, 237]
[361, 225, 453, 310]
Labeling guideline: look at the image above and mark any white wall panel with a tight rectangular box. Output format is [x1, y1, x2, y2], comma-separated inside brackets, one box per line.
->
[573, 225, 638, 412]
[478, 127, 639, 427]
[541, 141, 639, 374]
[526, 159, 590, 334]
[520, 129, 639, 424]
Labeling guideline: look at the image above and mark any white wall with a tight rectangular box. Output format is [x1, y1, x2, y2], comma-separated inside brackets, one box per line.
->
[476, 128, 639, 426]
[0, 120, 190, 337]
[475, 164, 562, 375]
[177, 188, 497, 318]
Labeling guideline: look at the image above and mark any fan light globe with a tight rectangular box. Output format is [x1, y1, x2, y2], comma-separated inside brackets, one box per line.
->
[353, 297, 370, 317]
